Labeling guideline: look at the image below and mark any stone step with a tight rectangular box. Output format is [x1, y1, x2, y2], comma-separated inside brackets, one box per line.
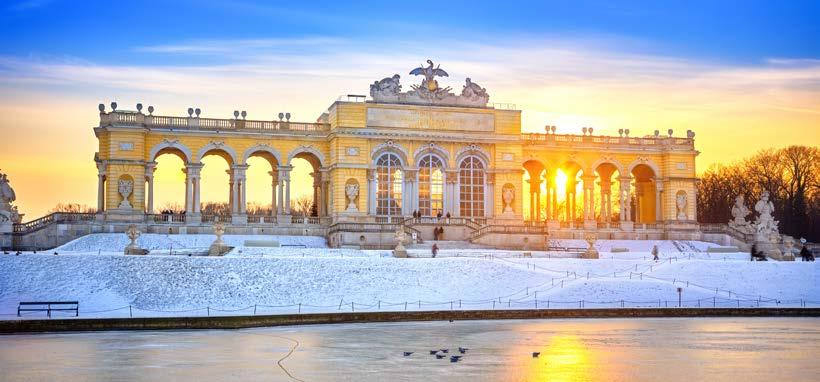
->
[408, 240, 494, 250]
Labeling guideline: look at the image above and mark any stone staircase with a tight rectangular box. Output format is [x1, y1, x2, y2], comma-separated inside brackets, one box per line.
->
[408, 240, 495, 250]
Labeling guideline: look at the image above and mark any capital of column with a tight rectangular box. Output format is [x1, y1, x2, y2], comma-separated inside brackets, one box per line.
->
[445, 169, 459, 184]
[404, 169, 418, 181]
[268, 170, 279, 183]
[185, 163, 203, 177]
[485, 172, 495, 185]
[367, 168, 377, 181]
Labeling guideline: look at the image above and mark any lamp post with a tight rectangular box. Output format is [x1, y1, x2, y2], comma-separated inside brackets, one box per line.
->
[677, 287, 683, 307]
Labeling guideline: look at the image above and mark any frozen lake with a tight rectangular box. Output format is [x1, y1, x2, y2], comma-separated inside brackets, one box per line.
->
[1, 317, 818, 381]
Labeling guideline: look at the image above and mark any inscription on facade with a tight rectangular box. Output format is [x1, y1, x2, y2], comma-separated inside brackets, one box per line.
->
[366, 107, 494, 132]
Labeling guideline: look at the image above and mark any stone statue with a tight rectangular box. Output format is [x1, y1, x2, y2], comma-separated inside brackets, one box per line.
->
[370, 74, 402, 98]
[0, 172, 17, 224]
[370, 60, 489, 107]
[582, 233, 599, 259]
[754, 191, 779, 237]
[124, 224, 147, 255]
[502, 186, 515, 214]
[209, 221, 230, 256]
[118, 179, 134, 209]
[461, 78, 489, 103]
[676, 192, 687, 220]
[345, 183, 359, 212]
[393, 225, 408, 258]
[728, 195, 753, 233]
[410, 59, 449, 92]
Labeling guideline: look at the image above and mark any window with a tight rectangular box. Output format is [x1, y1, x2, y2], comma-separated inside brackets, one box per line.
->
[376, 153, 403, 215]
[418, 154, 444, 216]
[459, 156, 485, 217]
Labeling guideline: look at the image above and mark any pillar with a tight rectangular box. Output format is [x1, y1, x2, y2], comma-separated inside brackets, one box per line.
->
[446, 170, 458, 216]
[145, 162, 156, 214]
[484, 172, 494, 218]
[321, 170, 330, 217]
[280, 165, 292, 214]
[96, 163, 106, 213]
[367, 168, 377, 215]
[184, 163, 202, 215]
[655, 180, 663, 222]
[619, 176, 632, 221]
[269, 170, 278, 216]
[600, 180, 612, 223]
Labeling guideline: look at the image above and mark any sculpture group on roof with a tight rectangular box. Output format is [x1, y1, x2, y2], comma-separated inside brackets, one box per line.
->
[370, 60, 490, 107]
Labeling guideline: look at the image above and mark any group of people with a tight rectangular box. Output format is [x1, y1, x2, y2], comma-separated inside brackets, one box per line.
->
[411, 210, 451, 221]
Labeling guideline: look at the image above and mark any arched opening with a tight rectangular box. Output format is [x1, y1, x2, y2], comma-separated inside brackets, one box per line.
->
[631, 164, 658, 223]
[199, 149, 233, 219]
[376, 152, 403, 216]
[245, 152, 279, 216]
[152, 149, 187, 214]
[459, 156, 485, 217]
[289, 152, 323, 217]
[418, 153, 444, 217]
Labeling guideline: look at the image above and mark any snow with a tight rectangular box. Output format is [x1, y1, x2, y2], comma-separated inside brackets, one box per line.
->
[0, 234, 817, 319]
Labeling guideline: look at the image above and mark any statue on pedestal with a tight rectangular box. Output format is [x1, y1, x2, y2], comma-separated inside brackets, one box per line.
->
[209, 221, 230, 256]
[393, 225, 408, 258]
[345, 183, 359, 212]
[118, 179, 134, 209]
[0, 171, 20, 225]
[752, 191, 788, 260]
[728, 195, 753, 234]
[124, 224, 147, 255]
[502, 185, 515, 214]
[582, 233, 599, 259]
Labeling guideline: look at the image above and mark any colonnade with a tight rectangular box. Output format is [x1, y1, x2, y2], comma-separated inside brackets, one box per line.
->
[525, 170, 661, 224]
[135, 161, 330, 218]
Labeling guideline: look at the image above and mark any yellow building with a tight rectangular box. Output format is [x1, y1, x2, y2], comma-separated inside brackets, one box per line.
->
[91, 61, 700, 247]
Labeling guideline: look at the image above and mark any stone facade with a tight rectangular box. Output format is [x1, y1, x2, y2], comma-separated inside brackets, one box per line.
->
[7, 61, 704, 250]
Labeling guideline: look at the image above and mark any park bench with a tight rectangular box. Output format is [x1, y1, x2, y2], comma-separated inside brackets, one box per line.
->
[17, 301, 79, 318]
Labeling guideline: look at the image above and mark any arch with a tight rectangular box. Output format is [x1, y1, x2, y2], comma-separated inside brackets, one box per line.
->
[242, 144, 283, 167]
[371, 140, 409, 167]
[455, 144, 490, 168]
[149, 140, 193, 163]
[196, 141, 238, 165]
[627, 157, 661, 177]
[591, 156, 626, 175]
[413, 142, 450, 165]
[287, 145, 325, 169]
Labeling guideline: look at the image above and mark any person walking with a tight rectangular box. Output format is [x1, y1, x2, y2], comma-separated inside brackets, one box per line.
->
[432, 243, 439, 258]
[750, 244, 758, 261]
[652, 245, 659, 261]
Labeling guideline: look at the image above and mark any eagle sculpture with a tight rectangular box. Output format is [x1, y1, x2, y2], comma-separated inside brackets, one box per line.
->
[410, 59, 449, 92]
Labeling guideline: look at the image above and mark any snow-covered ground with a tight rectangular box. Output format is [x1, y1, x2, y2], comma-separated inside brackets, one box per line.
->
[0, 234, 816, 319]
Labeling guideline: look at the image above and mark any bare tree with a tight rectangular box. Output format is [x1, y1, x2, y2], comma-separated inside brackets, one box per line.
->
[49, 203, 96, 214]
[290, 195, 315, 216]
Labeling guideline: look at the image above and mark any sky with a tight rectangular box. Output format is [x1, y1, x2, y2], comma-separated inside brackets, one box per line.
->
[1, 0, 818, 218]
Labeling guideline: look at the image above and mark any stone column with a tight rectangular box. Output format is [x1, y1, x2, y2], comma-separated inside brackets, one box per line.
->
[277, 176, 285, 215]
[551, 187, 558, 221]
[311, 172, 321, 217]
[269, 170, 278, 216]
[544, 178, 551, 221]
[281, 166, 292, 214]
[96, 163, 106, 213]
[655, 180, 663, 222]
[367, 168, 377, 215]
[185, 163, 203, 222]
[320, 169, 330, 217]
[403, 169, 417, 216]
[619, 176, 633, 227]
[528, 179, 536, 221]
[145, 162, 156, 214]
[484, 172, 495, 218]
[600, 180, 612, 223]
[446, 169, 459, 216]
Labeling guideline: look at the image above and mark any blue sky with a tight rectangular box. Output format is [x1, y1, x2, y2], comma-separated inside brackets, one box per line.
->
[2, 0, 818, 65]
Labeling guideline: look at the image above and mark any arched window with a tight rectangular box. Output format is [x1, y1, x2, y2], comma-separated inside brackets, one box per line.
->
[418, 154, 444, 216]
[459, 156, 485, 217]
[376, 153, 403, 215]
